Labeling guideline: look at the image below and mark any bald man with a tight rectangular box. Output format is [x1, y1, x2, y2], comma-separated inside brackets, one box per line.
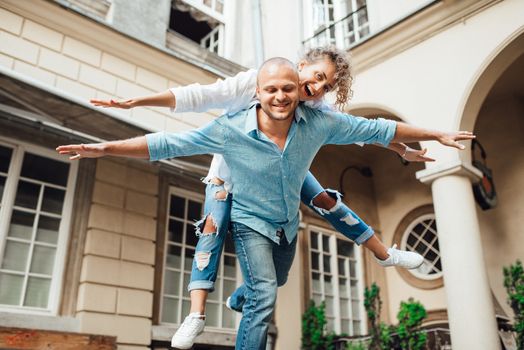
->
[57, 57, 474, 349]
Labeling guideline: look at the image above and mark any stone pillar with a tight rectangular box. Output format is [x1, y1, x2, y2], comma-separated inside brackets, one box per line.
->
[417, 162, 500, 350]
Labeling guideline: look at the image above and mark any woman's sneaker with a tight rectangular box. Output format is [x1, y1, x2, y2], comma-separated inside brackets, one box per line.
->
[376, 244, 424, 269]
[171, 312, 205, 349]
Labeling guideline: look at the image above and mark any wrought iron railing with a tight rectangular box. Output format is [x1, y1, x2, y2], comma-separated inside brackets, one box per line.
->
[333, 327, 452, 350]
[302, 5, 370, 50]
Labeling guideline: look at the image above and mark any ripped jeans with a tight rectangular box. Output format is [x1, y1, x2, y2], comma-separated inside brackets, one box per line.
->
[188, 181, 231, 292]
[188, 171, 374, 292]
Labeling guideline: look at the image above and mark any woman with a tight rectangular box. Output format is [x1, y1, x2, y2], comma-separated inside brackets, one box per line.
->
[91, 46, 429, 349]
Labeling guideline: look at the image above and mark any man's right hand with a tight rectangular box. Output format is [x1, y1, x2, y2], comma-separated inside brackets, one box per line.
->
[90, 99, 135, 109]
[56, 143, 106, 160]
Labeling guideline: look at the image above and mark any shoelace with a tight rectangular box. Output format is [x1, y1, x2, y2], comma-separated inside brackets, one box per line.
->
[389, 244, 400, 264]
[178, 315, 203, 336]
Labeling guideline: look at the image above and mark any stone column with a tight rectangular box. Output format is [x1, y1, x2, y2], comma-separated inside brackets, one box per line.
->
[417, 162, 501, 350]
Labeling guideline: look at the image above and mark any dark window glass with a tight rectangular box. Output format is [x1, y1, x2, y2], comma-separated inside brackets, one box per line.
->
[14, 181, 40, 209]
[36, 215, 60, 244]
[21, 153, 69, 186]
[165, 245, 182, 269]
[8, 210, 35, 240]
[41, 187, 65, 214]
[185, 223, 198, 247]
[337, 239, 354, 257]
[169, 195, 185, 218]
[0, 176, 6, 203]
[310, 232, 318, 250]
[224, 233, 235, 254]
[0, 146, 12, 173]
[187, 200, 201, 221]
[322, 235, 330, 252]
[168, 219, 183, 243]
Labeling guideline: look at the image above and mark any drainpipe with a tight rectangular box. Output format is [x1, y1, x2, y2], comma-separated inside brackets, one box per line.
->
[251, 0, 264, 66]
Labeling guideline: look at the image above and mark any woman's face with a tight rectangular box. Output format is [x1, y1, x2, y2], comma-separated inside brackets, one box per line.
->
[297, 58, 337, 102]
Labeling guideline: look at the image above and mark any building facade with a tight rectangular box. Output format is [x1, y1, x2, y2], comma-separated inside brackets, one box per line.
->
[0, 0, 522, 349]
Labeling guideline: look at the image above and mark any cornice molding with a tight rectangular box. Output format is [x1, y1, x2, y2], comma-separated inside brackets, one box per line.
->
[416, 159, 482, 184]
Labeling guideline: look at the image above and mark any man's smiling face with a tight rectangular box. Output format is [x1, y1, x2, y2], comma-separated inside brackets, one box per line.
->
[256, 60, 300, 122]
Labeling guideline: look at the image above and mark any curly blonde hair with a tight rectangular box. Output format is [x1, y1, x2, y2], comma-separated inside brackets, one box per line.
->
[302, 46, 354, 110]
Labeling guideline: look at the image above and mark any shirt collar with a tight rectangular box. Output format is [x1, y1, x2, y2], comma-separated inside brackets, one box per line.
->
[244, 102, 309, 135]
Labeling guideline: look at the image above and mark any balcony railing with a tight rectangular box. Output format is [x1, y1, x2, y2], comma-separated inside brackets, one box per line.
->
[333, 327, 452, 350]
[302, 5, 370, 50]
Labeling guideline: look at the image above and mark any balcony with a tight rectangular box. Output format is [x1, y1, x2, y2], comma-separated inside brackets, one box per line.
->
[303, 5, 370, 50]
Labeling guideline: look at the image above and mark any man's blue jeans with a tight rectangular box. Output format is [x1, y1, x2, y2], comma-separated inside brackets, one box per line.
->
[229, 222, 297, 350]
[188, 172, 374, 292]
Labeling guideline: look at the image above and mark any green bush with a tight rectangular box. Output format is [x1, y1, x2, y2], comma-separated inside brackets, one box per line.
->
[396, 298, 427, 350]
[301, 300, 336, 350]
[346, 340, 367, 350]
[364, 283, 393, 350]
[503, 260, 524, 350]
[303, 283, 429, 350]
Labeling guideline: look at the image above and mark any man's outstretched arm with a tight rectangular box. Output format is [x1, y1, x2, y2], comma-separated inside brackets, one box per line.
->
[391, 122, 475, 149]
[56, 136, 150, 160]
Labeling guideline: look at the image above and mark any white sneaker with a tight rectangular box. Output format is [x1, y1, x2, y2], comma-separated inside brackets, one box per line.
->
[376, 244, 424, 269]
[171, 312, 205, 349]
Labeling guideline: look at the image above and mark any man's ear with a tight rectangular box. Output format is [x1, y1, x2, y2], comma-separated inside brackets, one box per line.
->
[255, 86, 260, 99]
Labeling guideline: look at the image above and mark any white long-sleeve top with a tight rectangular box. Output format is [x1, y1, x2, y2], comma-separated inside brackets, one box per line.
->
[169, 69, 332, 191]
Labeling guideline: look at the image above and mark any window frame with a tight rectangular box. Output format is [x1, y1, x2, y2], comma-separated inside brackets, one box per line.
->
[0, 136, 78, 316]
[200, 24, 225, 56]
[179, 0, 226, 22]
[401, 212, 443, 281]
[306, 224, 367, 336]
[172, 0, 227, 55]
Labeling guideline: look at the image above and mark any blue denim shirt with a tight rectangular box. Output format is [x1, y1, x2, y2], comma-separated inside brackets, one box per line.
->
[146, 103, 396, 244]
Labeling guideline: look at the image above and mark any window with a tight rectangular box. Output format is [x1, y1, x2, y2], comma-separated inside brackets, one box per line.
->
[392, 205, 443, 289]
[303, 0, 369, 49]
[342, 0, 369, 47]
[160, 187, 238, 329]
[0, 140, 77, 314]
[309, 227, 365, 336]
[311, 0, 337, 47]
[402, 213, 442, 280]
[169, 0, 225, 55]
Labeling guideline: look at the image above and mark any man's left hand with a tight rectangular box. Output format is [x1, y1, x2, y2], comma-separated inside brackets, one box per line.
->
[436, 131, 475, 149]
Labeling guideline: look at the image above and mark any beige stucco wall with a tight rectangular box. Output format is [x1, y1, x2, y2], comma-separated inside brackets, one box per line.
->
[341, 0, 524, 324]
[0, 0, 220, 135]
[78, 159, 158, 349]
[369, 147, 447, 318]
[353, 0, 524, 166]
[474, 95, 524, 319]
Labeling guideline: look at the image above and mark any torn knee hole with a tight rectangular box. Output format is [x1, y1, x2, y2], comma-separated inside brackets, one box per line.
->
[195, 251, 212, 271]
[214, 190, 228, 201]
[312, 191, 337, 210]
[202, 215, 218, 235]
